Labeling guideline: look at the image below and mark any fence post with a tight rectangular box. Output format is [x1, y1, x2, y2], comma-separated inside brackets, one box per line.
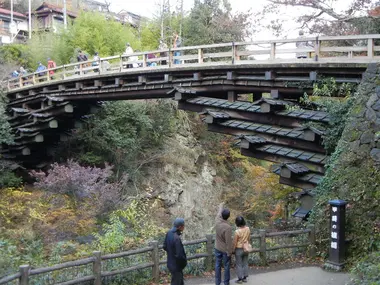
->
[205, 234, 214, 271]
[270, 43, 276, 60]
[231, 42, 236, 64]
[314, 36, 320, 62]
[168, 48, 173, 68]
[368, 38, 374, 59]
[259, 229, 267, 265]
[119, 55, 123, 71]
[308, 224, 316, 258]
[198, 48, 204, 64]
[150, 241, 160, 283]
[19, 265, 30, 285]
[93, 251, 102, 285]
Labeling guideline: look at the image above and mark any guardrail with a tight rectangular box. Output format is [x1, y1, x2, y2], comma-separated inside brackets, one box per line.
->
[0, 226, 315, 285]
[5, 34, 379, 92]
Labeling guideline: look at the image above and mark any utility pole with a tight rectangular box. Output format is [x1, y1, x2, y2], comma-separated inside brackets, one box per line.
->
[160, 0, 170, 40]
[63, 0, 68, 29]
[29, 0, 32, 39]
[177, 0, 183, 38]
[10, 0, 13, 26]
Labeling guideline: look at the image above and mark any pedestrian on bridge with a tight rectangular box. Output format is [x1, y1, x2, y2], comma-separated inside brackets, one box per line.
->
[215, 203, 233, 285]
[124, 43, 134, 68]
[159, 38, 168, 65]
[35, 62, 47, 82]
[163, 218, 187, 285]
[296, 30, 313, 59]
[47, 58, 57, 79]
[173, 32, 182, 64]
[77, 50, 88, 74]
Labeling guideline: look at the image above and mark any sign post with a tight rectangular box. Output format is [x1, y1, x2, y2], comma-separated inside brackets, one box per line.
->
[325, 199, 347, 271]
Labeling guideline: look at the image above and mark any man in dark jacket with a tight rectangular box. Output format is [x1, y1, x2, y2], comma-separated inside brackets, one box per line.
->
[215, 203, 232, 285]
[163, 218, 187, 285]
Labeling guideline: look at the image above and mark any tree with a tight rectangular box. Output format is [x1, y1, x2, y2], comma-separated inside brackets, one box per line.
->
[0, 0, 41, 13]
[183, 0, 252, 46]
[66, 11, 140, 57]
[0, 64, 14, 146]
[257, 0, 380, 35]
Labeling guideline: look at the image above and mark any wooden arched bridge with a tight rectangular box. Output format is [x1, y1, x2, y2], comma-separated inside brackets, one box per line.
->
[2, 34, 379, 189]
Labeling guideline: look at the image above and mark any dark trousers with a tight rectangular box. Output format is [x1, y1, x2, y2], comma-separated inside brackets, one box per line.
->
[215, 248, 230, 285]
[170, 270, 184, 285]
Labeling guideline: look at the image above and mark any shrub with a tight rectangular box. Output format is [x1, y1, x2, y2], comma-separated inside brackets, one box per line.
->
[30, 160, 123, 216]
[350, 252, 380, 285]
[0, 170, 22, 188]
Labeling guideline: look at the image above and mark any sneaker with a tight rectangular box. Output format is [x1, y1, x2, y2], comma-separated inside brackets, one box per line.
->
[242, 277, 248, 283]
[235, 280, 243, 284]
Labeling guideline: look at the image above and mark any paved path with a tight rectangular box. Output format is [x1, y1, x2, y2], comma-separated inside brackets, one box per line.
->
[190, 266, 350, 285]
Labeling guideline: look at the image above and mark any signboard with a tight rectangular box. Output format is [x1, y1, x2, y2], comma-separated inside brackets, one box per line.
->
[326, 199, 347, 271]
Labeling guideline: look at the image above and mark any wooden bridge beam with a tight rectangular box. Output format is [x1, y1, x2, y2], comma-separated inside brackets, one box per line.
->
[279, 177, 317, 190]
[240, 148, 325, 174]
[207, 124, 325, 153]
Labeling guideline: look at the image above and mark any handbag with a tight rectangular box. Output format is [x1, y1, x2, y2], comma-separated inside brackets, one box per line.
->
[243, 241, 253, 253]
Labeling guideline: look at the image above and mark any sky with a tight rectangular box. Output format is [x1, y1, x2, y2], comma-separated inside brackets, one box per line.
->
[108, 0, 354, 39]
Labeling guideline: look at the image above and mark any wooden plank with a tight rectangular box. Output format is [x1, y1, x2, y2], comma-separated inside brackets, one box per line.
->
[240, 148, 325, 174]
[279, 176, 317, 189]
[101, 262, 154, 277]
[102, 246, 153, 260]
[0, 272, 21, 284]
[30, 258, 94, 275]
[266, 229, 310, 237]
[207, 124, 325, 153]
[319, 46, 368, 53]
[319, 34, 380, 41]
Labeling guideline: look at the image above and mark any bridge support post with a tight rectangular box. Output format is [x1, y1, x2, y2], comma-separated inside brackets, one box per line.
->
[228, 91, 237, 102]
[205, 234, 214, 272]
[19, 265, 30, 285]
[93, 251, 102, 285]
[150, 241, 160, 283]
[309, 71, 318, 81]
[259, 229, 267, 265]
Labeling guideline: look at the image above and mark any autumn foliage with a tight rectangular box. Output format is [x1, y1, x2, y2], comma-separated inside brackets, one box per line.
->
[30, 160, 123, 215]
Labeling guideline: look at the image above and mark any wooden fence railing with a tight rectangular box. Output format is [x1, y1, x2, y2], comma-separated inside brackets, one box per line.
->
[4, 34, 380, 92]
[0, 226, 315, 285]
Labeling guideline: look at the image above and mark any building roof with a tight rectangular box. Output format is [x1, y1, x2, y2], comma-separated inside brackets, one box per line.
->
[0, 8, 27, 19]
[83, 0, 108, 6]
[292, 207, 310, 219]
[35, 2, 78, 18]
[281, 162, 310, 174]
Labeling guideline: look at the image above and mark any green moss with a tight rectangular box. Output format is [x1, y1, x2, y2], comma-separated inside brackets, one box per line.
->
[347, 129, 361, 142]
[351, 105, 364, 116]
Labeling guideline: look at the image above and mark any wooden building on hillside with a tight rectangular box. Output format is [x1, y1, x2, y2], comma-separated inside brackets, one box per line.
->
[0, 7, 28, 44]
[33, 2, 77, 32]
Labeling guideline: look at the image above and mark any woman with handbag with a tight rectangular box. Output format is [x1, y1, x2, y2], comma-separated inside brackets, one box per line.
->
[232, 216, 251, 283]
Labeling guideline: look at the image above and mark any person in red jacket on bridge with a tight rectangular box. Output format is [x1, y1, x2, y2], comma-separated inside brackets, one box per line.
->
[47, 58, 57, 79]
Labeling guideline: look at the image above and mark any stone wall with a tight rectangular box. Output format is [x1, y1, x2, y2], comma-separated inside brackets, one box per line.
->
[347, 63, 380, 166]
[311, 63, 380, 257]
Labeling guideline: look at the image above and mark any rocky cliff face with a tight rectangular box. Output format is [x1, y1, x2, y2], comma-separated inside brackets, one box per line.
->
[140, 115, 225, 240]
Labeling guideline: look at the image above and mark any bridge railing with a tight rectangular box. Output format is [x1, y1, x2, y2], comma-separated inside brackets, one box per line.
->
[5, 34, 380, 92]
[0, 226, 315, 285]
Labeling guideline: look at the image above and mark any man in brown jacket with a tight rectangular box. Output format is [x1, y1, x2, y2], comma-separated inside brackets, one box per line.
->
[215, 203, 232, 285]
